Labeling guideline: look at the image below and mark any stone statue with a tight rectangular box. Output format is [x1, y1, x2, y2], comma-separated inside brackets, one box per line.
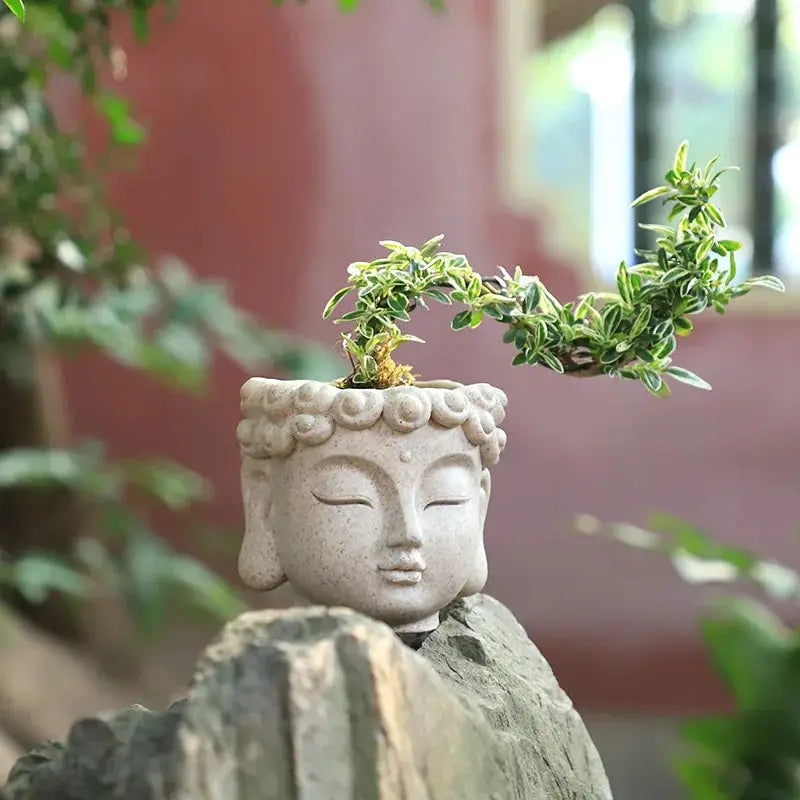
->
[2, 377, 615, 799]
[236, 378, 507, 633]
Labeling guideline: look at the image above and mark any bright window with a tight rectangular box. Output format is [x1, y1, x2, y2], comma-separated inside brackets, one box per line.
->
[512, 0, 800, 285]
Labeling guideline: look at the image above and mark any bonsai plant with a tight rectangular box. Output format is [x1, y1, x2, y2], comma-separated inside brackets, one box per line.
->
[236, 143, 785, 634]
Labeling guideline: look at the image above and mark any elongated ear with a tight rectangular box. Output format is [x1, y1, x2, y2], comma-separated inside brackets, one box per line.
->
[238, 459, 287, 591]
[460, 469, 491, 597]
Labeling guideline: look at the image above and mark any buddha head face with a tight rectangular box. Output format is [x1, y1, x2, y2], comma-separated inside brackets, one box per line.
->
[236, 379, 507, 633]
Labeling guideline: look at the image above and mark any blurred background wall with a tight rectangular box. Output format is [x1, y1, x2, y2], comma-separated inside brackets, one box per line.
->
[56, 1, 800, 796]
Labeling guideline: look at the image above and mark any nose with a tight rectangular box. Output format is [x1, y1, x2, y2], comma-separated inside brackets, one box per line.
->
[385, 500, 424, 549]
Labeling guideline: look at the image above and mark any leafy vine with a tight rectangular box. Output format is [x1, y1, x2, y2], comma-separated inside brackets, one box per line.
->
[324, 143, 785, 394]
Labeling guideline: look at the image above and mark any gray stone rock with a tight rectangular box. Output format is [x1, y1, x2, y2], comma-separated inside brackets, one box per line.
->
[421, 595, 613, 800]
[2, 595, 612, 800]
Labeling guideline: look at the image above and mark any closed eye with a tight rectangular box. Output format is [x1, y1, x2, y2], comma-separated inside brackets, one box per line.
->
[425, 497, 470, 509]
[311, 489, 373, 508]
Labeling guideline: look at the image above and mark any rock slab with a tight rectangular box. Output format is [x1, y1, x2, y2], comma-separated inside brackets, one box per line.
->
[3, 595, 612, 800]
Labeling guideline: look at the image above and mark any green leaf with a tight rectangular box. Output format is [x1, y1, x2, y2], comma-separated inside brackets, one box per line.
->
[653, 334, 677, 359]
[2, 0, 24, 21]
[534, 319, 548, 347]
[602, 303, 622, 335]
[629, 305, 652, 338]
[539, 285, 563, 315]
[700, 597, 792, 709]
[674, 317, 693, 336]
[744, 275, 786, 293]
[9, 554, 89, 604]
[132, 6, 148, 40]
[123, 533, 173, 635]
[511, 352, 527, 367]
[524, 281, 541, 313]
[0, 447, 103, 490]
[661, 267, 688, 284]
[539, 351, 565, 373]
[631, 185, 671, 208]
[482, 304, 505, 321]
[573, 294, 595, 320]
[638, 224, 675, 237]
[467, 275, 482, 302]
[451, 310, 472, 330]
[424, 288, 451, 305]
[322, 287, 351, 319]
[95, 94, 146, 145]
[641, 370, 664, 396]
[387, 294, 408, 313]
[616, 263, 632, 304]
[338, 0, 360, 10]
[164, 556, 247, 621]
[469, 310, 483, 328]
[673, 140, 689, 174]
[123, 459, 208, 509]
[73, 538, 121, 590]
[600, 348, 620, 365]
[681, 295, 708, 315]
[695, 236, 715, 263]
[676, 758, 731, 800]
[705, 204, 726, 227]
[666, 366, 711, 391]
[419, 235, 444, 256]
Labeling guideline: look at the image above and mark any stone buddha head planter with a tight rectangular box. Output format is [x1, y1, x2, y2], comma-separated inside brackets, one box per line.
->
[234, 166, 781, 633]
[236, 378, 507, 633]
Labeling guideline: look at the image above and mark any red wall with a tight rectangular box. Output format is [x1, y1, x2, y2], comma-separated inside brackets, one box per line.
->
[63, 0, 800, 712]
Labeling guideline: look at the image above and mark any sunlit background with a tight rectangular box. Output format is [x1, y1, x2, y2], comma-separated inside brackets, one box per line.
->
[525, 0, 800, 285]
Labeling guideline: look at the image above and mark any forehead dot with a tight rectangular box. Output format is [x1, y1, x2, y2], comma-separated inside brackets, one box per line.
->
[399, 449, 413, 463]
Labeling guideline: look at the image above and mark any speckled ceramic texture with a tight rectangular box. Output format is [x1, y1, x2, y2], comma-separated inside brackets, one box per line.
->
[236, 379, 508, 633]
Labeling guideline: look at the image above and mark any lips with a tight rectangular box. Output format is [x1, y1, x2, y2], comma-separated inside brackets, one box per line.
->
[378, 553, 426, 585]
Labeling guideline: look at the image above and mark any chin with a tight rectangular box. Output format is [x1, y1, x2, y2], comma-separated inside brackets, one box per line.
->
[369, 593, 445, 627]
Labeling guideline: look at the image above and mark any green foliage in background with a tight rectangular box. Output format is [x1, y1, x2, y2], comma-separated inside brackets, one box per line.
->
[324, 143, 784, 391]
[3, 0, 444, 22]
[0, 0, 340, 634]
[577, 514, 800, 800]
[0, 445, 248, 632]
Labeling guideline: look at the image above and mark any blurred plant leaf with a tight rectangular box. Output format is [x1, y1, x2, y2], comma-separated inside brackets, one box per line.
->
[123, 530, 245, 636]
[122, 459, 208, 509]
[681, 598, 800, 800]
[576, 513, 800, 800]
[1, 552, 90, 604]
[162, 555, 247, 621]
[575, 513, 798, 603]
[701, 596, 794, 709]
[0, 446, 212, 514]
[0, 445, 118, 496]
[95, 93, 146, 145]
[2, 0, 24, 20]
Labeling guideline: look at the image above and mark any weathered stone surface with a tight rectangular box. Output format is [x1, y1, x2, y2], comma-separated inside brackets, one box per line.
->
[3, 595, 612, 800]
[176, 605, 502, 800]
[2, 703, 186, 800]
[421, 595, 613, 799]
